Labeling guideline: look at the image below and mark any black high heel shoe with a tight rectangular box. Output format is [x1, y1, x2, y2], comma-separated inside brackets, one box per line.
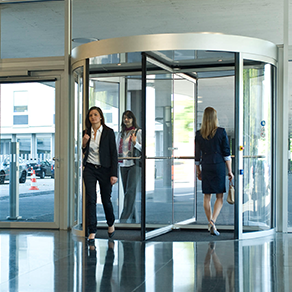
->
[108, 226, 115, 238]
[87, 233, 96, 245]
[87, 238, 95, 245]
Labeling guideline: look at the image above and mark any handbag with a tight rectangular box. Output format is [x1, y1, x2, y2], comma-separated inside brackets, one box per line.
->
[133, 129, 142, 167]
[133, 147, 142, 167]
[227, 181, 235, 204]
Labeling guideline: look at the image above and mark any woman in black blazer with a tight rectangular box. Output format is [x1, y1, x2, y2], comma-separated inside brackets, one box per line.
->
[195, 107, 233, 236]
[82, 106, 118, 243]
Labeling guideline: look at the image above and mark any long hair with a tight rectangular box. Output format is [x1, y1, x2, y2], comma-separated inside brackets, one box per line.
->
[200, 107, 218, 139]
[121, 110, 139, 137]
[85, 106, 105, 132]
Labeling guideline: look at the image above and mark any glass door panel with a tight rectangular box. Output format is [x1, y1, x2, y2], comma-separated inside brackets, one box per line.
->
[145, 65, 173, 229]
[73, 66, 84, 232]
[88, 78, 120, 224]
[122, 76, 143, 224]
[144, 54, 197, 238]
[173, 77, 196, 223]
[0, 81, 56, 223]
[196, 76, 235, 226]
[242, 61, 273, 232]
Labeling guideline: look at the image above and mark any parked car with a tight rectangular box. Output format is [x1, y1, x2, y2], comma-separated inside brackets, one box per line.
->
[0, 157, 27, 184]
[26, 159, 54, 179]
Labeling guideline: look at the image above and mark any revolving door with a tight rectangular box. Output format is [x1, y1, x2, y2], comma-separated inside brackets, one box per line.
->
[71, 33, 277, 240]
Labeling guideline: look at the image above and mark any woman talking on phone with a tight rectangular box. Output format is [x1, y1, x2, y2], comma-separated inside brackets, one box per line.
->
[117, 110, 142, 223]
[82, 106, 118, 243]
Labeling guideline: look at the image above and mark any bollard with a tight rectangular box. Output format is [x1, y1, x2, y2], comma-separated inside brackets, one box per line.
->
[7, 142, 22, 220]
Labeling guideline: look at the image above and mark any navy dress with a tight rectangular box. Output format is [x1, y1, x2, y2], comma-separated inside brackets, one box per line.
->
[195, 127, 230, 194]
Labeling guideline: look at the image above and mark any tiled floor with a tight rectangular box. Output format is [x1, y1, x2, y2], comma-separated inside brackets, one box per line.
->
[0, 230, 291, 291]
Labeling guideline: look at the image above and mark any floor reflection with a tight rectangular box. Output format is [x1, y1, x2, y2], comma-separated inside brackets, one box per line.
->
[0, 230, 291, 291]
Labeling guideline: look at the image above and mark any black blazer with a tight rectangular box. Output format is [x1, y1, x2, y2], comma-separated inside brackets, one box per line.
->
[82, 125, 118, 177]
[195, 127, 230, 165]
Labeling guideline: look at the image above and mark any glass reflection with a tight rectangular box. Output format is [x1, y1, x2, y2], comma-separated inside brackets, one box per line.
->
[0, 230, 286, 291]
[196, 241, 234, 291]
[200, 243, 226, 291]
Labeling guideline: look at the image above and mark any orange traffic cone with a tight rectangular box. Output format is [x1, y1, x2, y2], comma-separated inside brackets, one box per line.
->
[29, 168, 39, 190]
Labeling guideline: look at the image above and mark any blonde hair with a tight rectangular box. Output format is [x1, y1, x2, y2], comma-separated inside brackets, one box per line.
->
[200, 107, 218, 139]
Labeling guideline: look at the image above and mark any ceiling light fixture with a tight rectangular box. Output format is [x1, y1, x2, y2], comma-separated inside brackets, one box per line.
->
[72, 37, 98, 44]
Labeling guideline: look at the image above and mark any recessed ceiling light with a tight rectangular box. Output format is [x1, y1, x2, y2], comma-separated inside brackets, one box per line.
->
[72, 37, 98, 44]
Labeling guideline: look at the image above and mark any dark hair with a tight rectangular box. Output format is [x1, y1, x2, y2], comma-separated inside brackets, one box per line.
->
[85, 106, 105, 131]
[121, 110, 139, 136]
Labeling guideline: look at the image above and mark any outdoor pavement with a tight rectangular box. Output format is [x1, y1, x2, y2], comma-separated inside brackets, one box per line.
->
[0, 176, 54, 199]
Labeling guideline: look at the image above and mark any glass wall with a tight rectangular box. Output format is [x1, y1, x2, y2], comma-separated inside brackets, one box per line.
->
[288, 62, 292, 227]
[73, 67, 84, 229]
[0, 82, 55, 222]
[242, 61, 273, 231]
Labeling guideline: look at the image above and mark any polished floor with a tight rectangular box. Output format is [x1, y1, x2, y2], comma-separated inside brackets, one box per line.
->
[0, 230, 291, 292]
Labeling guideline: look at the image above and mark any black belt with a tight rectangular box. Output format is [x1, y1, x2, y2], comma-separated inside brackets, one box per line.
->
[87, 163, 102, 169]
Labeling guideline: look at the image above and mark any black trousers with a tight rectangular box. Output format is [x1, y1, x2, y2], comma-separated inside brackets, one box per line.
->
[83, 163, 115, 234]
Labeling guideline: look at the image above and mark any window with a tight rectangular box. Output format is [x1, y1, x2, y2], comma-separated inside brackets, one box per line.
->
[13, 91, 28, 125]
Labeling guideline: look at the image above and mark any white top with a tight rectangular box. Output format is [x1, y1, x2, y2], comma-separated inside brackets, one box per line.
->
[117, 129, 142, 167]
[87, 125, 103, 165]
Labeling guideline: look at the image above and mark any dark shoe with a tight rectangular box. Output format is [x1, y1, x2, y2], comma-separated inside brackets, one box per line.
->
[87, 238, 95, 245]
[108, 225, 115, 238]
[87, 233, 96, 245]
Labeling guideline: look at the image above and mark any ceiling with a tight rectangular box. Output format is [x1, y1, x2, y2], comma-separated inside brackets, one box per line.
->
[0, 0, 290, 59]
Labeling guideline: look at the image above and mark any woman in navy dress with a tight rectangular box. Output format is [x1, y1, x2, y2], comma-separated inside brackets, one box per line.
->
[195, 107, 233, 236]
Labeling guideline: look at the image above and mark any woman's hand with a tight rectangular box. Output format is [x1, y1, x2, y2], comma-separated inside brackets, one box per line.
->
[196, 165, 202, 181]
[110, 176, 118, 185]
[197, 171, 202, 181]
[228, 172, 234, 181]
[82, 133, 90, 148]
[131, 131, 137, 145]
